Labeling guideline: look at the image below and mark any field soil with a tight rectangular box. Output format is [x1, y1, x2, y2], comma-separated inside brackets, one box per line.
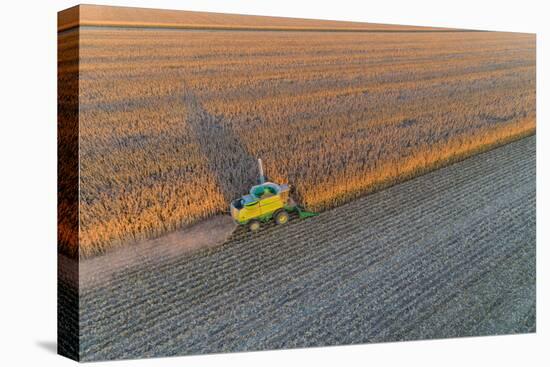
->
[62, 136, 535, 361]
[77, 215, 235, 288]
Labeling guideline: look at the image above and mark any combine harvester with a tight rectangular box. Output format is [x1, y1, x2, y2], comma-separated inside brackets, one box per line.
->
[230, 159, 318, 232]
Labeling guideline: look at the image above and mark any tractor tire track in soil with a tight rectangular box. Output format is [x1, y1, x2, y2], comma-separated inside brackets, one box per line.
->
[73, 136, 535, 361]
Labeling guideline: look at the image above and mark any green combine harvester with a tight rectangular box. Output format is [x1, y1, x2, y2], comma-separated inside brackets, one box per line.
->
[230, 159, 318, 231]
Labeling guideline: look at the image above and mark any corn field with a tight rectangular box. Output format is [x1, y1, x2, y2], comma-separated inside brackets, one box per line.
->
[59, 27, 535, 257]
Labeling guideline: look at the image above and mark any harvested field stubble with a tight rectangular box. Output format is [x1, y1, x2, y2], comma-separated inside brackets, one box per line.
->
[65, 27, 535, 257]
[75, 136, 536, 360]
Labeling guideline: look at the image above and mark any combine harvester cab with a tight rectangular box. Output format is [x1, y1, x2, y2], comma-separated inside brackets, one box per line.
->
[230, 159, 317, 232]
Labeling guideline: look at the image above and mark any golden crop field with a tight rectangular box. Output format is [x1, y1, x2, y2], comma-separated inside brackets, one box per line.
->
[59, 25, 535, 258]
[58, 4, 451, 32]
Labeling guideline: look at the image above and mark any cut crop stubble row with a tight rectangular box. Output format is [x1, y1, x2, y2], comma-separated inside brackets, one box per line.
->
[76, 136, 535, 360]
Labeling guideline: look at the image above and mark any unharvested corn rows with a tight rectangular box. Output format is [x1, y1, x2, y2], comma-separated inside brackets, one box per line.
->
[60, 28, 535, 257]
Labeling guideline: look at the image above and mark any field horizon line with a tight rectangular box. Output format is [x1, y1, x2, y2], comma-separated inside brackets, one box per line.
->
[58, 23, 490, 34]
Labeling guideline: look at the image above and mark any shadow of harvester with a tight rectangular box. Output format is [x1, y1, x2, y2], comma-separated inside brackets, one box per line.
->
[182, 86, 259, 206]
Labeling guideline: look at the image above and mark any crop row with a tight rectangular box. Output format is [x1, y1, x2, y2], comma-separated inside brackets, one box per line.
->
[79, 132, 525, 310]
[62, 29, 537, 256]
[85, 146, 532, 356]
[78, 137, 535, 360]
[79, 133, 531, 312]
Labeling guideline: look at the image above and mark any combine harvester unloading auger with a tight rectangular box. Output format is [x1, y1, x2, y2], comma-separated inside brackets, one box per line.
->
[230, 159, 318, 232]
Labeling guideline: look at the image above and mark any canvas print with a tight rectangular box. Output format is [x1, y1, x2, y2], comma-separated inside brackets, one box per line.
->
[57, 4, 536, 362]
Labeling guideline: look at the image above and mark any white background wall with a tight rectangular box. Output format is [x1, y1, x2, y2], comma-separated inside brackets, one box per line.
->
[0, 0, 547, 366]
